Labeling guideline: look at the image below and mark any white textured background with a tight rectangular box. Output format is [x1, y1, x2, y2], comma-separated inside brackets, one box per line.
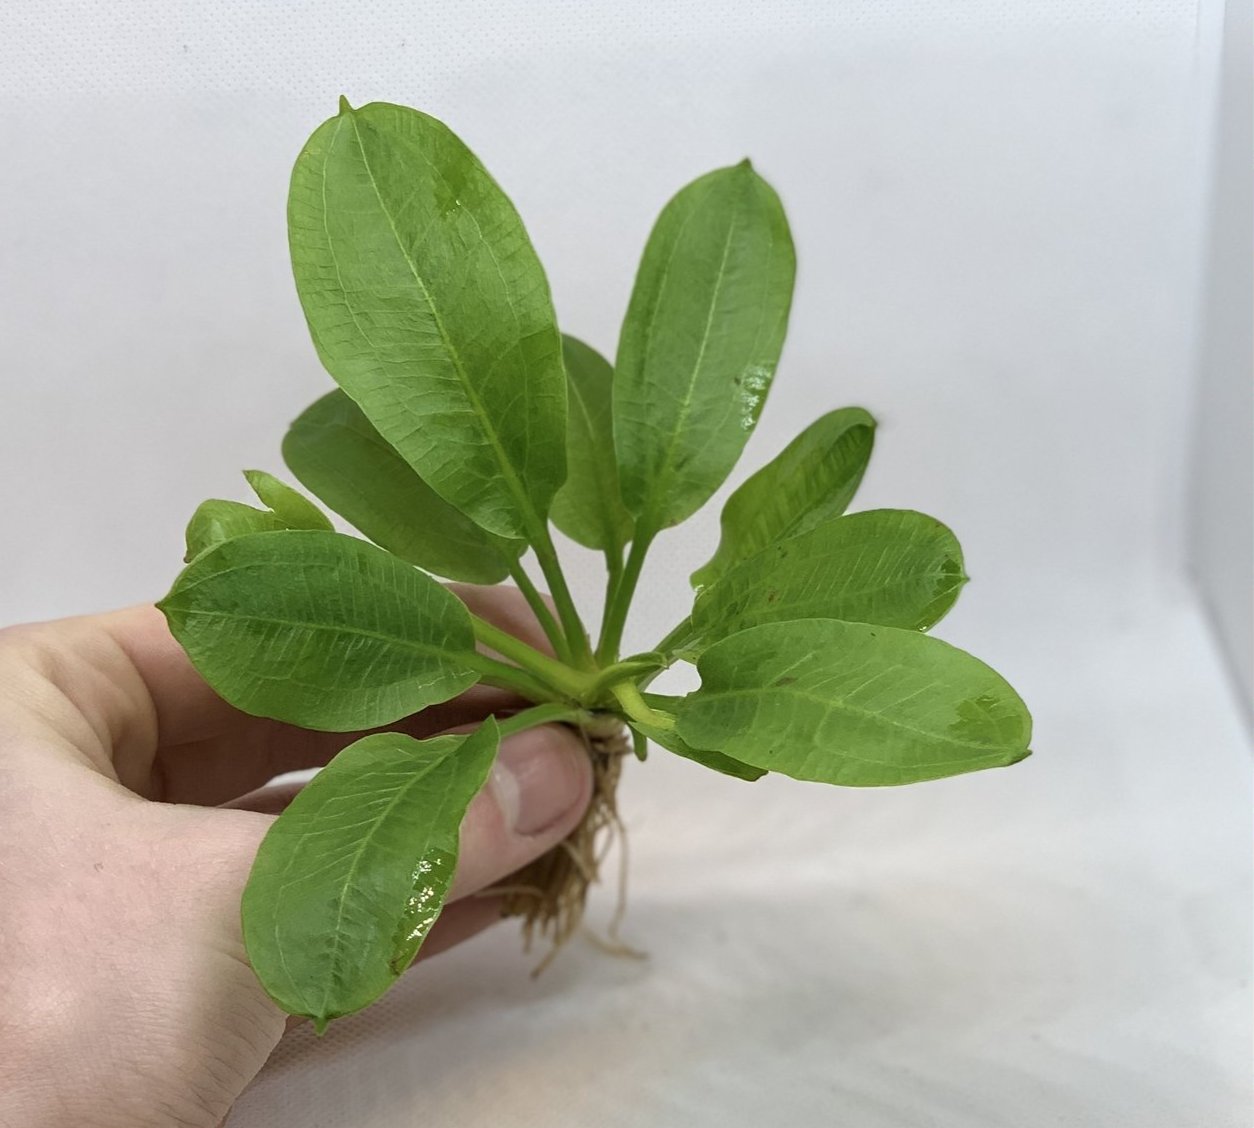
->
[0, 3, 1249, 1126]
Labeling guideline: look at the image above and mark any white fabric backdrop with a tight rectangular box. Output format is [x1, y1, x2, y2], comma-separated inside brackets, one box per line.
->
[1190, 0, 1253, 709]
[0, 3, 1248, 1125]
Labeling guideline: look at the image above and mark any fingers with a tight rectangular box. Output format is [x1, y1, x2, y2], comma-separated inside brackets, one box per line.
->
[99, 604, 244, 748]
[172, 683, 531, 808]
[220, 778, 309, 815]
[0, 605, 229, 791]
[168, 585, 568, 805]
[14, 584, 569, 806]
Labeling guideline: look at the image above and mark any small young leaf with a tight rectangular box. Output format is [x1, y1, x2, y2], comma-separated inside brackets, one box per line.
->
[159, 530, 479, 730]
[288, 100, 566, 540]
[243, 469, 334, 531]
[183, 499, 287, 562]
[689, 509, 966, 650]
[691, 407, 875, 589]
[283, 390, 523, 584]
[677, 619, 1031, 786]
[549, 336, 633, 554]
[629, 716, 766, 782]
[241, 721, 499, 1031]
[614, 161, 795, 534]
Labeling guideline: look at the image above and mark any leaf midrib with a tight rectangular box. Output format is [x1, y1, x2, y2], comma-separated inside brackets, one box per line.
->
[692, 676, 1018, 754]
[290, 411, 515, 564]
[342, 110, 545, 541]
[169, 607, 466, 667]
[706, 415, 872, 582]
[634, 189, 739, 533]
[699, 561, 961, 625]
[278, 741, 460, 1020]
[695, 530, 962, 635]
[318, 768, 457, 1020]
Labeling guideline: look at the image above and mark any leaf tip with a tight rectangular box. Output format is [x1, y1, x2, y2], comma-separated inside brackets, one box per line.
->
[337, 94, 354, 116]
[737, 157, 754, 171]
[312, 1014, 331, 1036]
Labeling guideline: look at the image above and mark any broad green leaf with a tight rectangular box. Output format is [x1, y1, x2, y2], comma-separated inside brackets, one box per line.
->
[677, 619, 1031, 786]
[288, 99, 566, 540]
[691, 407, 875, 589]
[242, 722, 499, 1031]
[159, 530, 479, 731]
[243, 469, 334, 531]
[549, 336, 633, 553]
[183, 499, 287, 562]
[689, 509, 966, 650]
[614, 161, 795, 533]
[283, 390, 523, 584]
[629, 716, 765, 782]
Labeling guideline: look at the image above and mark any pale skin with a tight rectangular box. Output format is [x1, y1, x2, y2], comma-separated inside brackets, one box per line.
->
[0, 588, 593, 1128]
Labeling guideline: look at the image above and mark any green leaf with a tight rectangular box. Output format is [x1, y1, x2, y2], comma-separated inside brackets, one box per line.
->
[614, 160, 796, 534]
[689, 509, 966, 651]
[677, 619, 1031, 786]
[183, 499, 287, 563]
[288, 99, 566, 540]
[629, 716, 765, 782]
[691, 407, 875, 590]
[241, 721, 499, 1031]
[549, 336, 633, 554]
[283, 390, 523, 584]
[159, 530, 479, 731]
[243, 469, 334, 531]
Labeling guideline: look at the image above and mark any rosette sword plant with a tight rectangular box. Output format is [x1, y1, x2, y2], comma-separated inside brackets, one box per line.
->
[161, 99, 1032, 1032]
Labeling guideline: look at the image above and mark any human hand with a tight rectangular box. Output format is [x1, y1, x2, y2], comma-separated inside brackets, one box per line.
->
[0, 590, 592, 1128]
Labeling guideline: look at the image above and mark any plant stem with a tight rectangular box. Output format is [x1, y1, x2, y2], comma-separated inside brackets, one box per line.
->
[596, 527, 654, 663]
[508, 559, 571, 663]
[471, 615, 595, 701]
[466, 654, 562, 703]
[610, 679, 676, 732]
[604, 539, 624, 598]
[586, 653, 667, 704]
[528, 524, 595, 668]
[652, 618, 698, 663]
[596, 532, 629, 666]
[496, 702, 591, 739]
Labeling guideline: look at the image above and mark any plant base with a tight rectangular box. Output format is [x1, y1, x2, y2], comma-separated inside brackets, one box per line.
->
[496, 717, 638, 972]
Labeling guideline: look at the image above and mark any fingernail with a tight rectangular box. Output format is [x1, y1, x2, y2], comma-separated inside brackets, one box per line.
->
[490, 727, 588, 836]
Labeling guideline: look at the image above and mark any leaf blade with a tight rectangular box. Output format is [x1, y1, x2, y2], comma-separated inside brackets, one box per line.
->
[690, 509, 966, 649]
[691, 407, 875, 589]
[241, 722, 499, 1029]
[159, 529, 479, 731]
[629, 716, 766, 782]
[288, 100, 566, 539]
[549, 336, 633, 553]
[243, 469, 334, 531]
[282, 389, 523, 583]
[677, 619, 1031, 786]
[183, 499, 287, 563]
[614, 161, 796, 533]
